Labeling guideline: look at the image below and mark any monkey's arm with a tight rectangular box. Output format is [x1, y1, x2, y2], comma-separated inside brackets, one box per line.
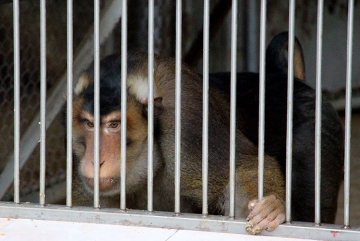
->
[237, 154, 286, 235]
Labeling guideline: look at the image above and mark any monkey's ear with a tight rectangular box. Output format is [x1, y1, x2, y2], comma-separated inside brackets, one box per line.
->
[143, 97, 164, 118]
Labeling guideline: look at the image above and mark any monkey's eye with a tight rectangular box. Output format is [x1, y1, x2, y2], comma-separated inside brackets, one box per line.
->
[106, 121, 121, 133]
[108, 122, 120, 129]
[79, 118, 94, 130]
[86, 121, 94, 129]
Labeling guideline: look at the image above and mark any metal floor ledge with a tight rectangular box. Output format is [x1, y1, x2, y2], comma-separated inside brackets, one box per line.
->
[0, 202, 359, 241]
[0, 218, 319, 241]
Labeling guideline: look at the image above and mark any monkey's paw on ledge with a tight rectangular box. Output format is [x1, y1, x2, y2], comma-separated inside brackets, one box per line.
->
[245, 195, 286, 235]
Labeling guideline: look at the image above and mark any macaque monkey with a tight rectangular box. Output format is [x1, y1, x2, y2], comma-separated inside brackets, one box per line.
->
[70, 33, 343, 235]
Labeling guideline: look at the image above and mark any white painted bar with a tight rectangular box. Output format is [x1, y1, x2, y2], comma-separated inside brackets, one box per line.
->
[93, 0, 101, 209]
[13, 0, 20, 204]
[148, 0, 155, 212]
[39, 0, 47, 206]
[66, 0, 73, 207]
[343, 0, 354, 229]
[202, 0, 210, 216]
[314, 0, 324, 225]
[258, 0, 267, 201]
[229, 0, 238, 218]
[285, 0, 296, 223]
[120, 0, 128, 211]
[174, 0, 182, 215]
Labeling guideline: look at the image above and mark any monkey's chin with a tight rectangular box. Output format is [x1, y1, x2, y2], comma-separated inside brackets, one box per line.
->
[82, 177, 120, 196]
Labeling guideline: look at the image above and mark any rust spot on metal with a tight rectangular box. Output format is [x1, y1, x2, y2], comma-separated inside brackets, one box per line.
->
[331, 230, 338, 237]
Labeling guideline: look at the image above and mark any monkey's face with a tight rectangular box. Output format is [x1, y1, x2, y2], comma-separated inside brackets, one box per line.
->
[72, 53, 166, 197]
[72, 96, 150, 196]
[76, 108, 121, 192]
[72, 72, 151, 197]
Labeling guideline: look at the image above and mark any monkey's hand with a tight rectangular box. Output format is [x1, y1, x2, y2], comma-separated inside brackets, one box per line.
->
[245, 195, 285, 235]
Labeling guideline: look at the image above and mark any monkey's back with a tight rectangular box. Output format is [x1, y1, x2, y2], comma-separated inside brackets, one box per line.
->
[208, 72, 344, 222]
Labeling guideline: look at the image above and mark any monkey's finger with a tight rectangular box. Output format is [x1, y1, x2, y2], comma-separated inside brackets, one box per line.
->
[264, 214, 286, 232]
[252, 210, 285, 232]
[245, 221, 262, 235]
[247, 195, 281, 220]
[247, 202, 279, 226]
[247, 202, 275, 221]
[245, 207, 285, 235]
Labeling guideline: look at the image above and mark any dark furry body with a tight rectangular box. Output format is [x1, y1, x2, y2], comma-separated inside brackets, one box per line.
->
[210, 72, 343, 222]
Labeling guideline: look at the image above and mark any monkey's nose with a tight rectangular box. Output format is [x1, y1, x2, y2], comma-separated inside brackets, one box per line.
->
[91, 160, 106, 167]
[99, 161, 105, 167]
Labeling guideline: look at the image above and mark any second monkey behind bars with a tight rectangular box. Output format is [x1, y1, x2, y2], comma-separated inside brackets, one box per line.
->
[68, 32, 343, 235]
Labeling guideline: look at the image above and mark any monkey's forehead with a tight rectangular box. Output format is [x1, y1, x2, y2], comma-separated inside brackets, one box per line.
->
[78, 83, 121, 116]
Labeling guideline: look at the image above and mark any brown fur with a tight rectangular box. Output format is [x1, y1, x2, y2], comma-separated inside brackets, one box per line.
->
[71, 52, 286, 234]
[70, 34, 343, 234]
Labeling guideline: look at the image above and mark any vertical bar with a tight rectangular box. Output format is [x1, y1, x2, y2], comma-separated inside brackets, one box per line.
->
[13, 0, 20, 204]
[66, 0, 73, 207]
[202, 0, 210, 217]
[39, 0, 47, 206]
[229, 0, 238, 219]
[174, 0, 182, 215]
[286, 0, 296, 223]
[148, 0, 155, 212]
[120, 0, 128, 211]
[343, 0, 354, 229]
[258, 0, 267, 201]
[93, 0, 100, 209]
[314, 0, 324, 226]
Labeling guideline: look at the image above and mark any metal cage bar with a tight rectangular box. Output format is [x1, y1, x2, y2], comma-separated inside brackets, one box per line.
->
[229, 0, 238, 218]
[174, 0, 182, 215]
[147, 0, 155, 213]
[315, 0, 324, 225]
[258, 0, 267, 201]
[13, 0, 20, 204]
[202, 0, 210, 216]
[93, 0, 101, 209]
[120, 0, 128, 211]
[343, 0, 354, 229]
[285, 0, 296, 223]
[66, 0, 73, 207]
[39, 0, 47, 206]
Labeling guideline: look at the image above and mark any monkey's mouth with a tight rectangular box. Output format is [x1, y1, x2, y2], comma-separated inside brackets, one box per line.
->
[84, 177, 120, 192]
